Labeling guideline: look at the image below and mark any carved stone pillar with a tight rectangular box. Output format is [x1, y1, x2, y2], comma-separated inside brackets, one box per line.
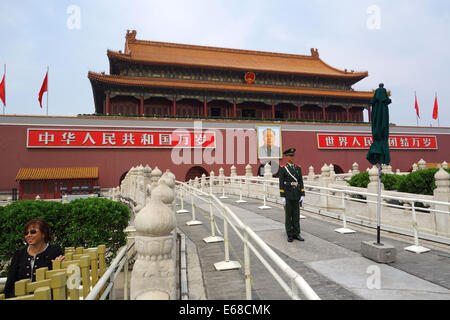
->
[308, 166, 315, 181]
[151, 166, 162, 189]
[130, 180, 177, 300]
[319, 164, 330, 209]
[433, 168, 450, 237]
[418, 158, 427, 170]
[264, 162, 272, 179]
[352, 162, 360, 175]
[367, 165, 384, 222]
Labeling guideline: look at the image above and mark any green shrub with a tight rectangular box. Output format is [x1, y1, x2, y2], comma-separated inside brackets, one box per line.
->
[347, 168, 450, 195]
[381, 174, 406, 191]
[397, 168, 450, 195]
[348, 172, 370, 188]
[0, 198, 130, 277]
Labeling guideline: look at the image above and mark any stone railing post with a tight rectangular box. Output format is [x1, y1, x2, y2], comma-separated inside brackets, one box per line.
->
[219, 167, 227, 196]
[151, 166, 162, 189]
[412, 163, 418, 172]
[201, 173, 206, 192]
[308, 166, 315, 181]
[144, 165, 152, 189]
[442, 161, 448, 169]
[319, 164, 330, 209]
[366, 165, 384, 222]
[418, 158, 427, 170]
[230, 165, 237, 194]
[130, 166, 138, 200]
[209, 171, 215, 193]
[264, 162, 272, 179]
[130, 178, 176, 300]
[245, 164, 252, 178]
[329, 164, 336, 182]
[433, 168, 450, 237]
[230, 165, 237, 179]
[135, 165, 145, 213]
[245, 164, 252, 196]
[263, 162, 273, 198]
[352, 162, 360, 175]
[194, 176, 200, 189]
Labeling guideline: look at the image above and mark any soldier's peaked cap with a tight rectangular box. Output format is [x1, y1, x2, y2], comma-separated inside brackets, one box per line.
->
[283, 148, 296, 156]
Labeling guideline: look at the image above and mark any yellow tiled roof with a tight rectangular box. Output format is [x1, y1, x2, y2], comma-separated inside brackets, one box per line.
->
[110, 30, 369, 79]
[16, 167, 98, 181]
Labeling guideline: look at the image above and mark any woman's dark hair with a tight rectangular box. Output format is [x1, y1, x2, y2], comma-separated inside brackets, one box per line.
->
[24, 218, 52, 243]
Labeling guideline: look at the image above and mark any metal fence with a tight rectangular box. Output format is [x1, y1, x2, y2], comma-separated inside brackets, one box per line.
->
[199, 175, 450, 253]
[177, 180, 320, 300]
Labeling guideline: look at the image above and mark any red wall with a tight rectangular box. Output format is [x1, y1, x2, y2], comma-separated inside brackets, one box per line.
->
[1, 121, 449, 192]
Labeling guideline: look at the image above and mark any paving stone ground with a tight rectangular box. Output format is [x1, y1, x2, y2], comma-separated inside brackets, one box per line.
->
[176, 194, 450, 300]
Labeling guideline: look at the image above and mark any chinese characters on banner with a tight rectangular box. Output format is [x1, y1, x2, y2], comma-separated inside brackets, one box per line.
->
[27, 129, 216, 148]
[317, 134, 437, 150]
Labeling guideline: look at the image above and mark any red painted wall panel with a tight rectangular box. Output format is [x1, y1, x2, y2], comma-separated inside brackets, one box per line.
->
[1, 121, 449, 192]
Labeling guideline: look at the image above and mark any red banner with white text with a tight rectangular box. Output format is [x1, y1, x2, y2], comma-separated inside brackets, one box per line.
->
[27, 128, 216, 148]
[317, 134, 437, 150]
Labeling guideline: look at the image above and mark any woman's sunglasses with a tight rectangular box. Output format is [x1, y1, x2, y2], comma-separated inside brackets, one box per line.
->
[24, 229, 38, 236]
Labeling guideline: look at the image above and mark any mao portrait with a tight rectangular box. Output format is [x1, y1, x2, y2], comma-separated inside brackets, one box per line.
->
[257, 125, 282, 159]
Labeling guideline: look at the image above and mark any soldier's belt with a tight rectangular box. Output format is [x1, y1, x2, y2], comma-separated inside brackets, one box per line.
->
[284, 182, 298, 186]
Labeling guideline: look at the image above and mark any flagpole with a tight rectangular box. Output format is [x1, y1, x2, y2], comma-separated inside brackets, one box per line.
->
[415, 91, 418, 126]
[46, 66, 49, 116]
[3, 64, 5, 115]
[436, 92, 440, 127]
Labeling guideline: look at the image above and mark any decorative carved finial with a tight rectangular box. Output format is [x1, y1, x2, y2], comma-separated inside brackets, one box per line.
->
[310, 48, 319, 58]
[126, 29, 137, 40]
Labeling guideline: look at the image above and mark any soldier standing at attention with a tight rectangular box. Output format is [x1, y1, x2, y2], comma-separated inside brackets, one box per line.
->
[279, 148, 305, 242]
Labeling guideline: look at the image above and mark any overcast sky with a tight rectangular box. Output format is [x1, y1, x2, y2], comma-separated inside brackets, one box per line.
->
[0, 0, 449, 127]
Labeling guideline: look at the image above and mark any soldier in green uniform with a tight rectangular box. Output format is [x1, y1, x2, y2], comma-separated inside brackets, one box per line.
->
[279, 148, 305, 242]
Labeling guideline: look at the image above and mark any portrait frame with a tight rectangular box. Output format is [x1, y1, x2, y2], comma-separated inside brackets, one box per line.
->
[256, 125, 282, 159]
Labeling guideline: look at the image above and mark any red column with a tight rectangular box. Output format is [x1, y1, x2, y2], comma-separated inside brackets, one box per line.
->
[368, 106, 371, 122]
[204, 98, 207, 117]
[233, 98, 237, 118]
[346, 106, 350, 122]
[297, 104, 302, 120]
[105, 93, 111, 115]
[19, 183, 24, 200]
[322, 105, 326, 120]
[173, 97, 177, 116]
[271, 103, 275, 118]
[140, 96, 144, 115]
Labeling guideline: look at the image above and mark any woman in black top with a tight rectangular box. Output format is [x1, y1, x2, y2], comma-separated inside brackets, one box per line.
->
[4, 218, 65, 298]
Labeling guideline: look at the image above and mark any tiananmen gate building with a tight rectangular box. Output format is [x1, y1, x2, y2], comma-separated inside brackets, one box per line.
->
[0, 30, 448, 200]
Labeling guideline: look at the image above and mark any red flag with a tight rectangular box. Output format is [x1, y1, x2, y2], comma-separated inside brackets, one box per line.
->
[414, 93, 420, 119]
[0, 73, 5, 107]
[38, 71, 48, 108]
[432, 94, 438, 120]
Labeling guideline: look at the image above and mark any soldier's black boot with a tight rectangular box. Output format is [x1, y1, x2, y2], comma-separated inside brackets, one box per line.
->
[293, 234, 304, 241]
